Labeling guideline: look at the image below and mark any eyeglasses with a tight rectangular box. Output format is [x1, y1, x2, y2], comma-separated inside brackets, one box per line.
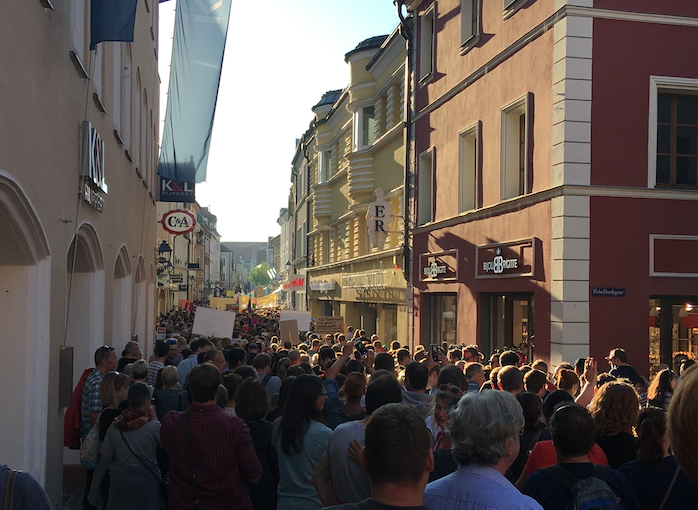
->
[439, 384, 462, 395]
[167, 339, 178, 345]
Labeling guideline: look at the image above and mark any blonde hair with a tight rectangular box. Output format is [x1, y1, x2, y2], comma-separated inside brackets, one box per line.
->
[339, 372, 366, 402]
[589, 381, 639, 436]
[160, 366, 179, 389]
[99, 371, 130, 408]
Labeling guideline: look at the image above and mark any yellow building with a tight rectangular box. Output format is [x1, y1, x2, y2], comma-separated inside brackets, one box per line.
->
[305, 30, 408, 343]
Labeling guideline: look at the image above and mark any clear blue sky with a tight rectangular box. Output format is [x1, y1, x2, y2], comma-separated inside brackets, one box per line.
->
[159, 1, 401, 242]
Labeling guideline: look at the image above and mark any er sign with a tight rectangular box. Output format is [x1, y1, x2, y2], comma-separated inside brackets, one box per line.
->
[161, 209, 196, 235]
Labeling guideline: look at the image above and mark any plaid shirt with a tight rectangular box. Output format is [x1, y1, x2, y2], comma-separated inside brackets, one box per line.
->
[80, 369, 104, 438]
[161, 404, 262, 510]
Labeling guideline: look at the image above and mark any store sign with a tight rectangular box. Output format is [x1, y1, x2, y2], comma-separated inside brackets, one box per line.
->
[366, 188, 393, 250]
[419, 250, 458, 282]
[591, 287, 625, 297]
[79, 121, 106, 212]
[82, 182, 104, 212]
[178, 284, 189, 292]
[169, 274, 184, 283]
[309, 280, 336, 292]
[476, 238, 535, 279]
[159, 178, 195, 203]
[283, 277, 305, 290]
[187, 263, 200, 270]
[161, 209, 196, 234]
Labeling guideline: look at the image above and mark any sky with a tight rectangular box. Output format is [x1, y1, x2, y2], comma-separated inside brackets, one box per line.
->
[158, 0, 402, 242]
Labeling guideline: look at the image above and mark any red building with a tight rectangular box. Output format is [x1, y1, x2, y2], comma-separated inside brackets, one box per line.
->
[406, 0, 698, 374]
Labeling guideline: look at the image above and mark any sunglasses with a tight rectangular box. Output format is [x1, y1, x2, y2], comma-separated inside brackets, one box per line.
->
[167, 339, 178, 345]
[439, 384, 462, 395]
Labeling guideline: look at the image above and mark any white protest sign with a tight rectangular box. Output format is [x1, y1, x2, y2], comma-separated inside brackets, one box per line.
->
[192, 307, 237, 338]
[279, 310, 312, 331]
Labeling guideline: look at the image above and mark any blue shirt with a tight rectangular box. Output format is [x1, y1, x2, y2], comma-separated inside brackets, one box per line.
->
[177, 354, 198, 386]
[424, 464, 543, 510]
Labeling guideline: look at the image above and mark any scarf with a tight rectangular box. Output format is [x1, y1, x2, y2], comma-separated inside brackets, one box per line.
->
[113, 409, 152, 431]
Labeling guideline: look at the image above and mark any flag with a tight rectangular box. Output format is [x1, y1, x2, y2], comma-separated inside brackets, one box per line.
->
[157, 0, 232, 183]
[90, 0, 138, 50]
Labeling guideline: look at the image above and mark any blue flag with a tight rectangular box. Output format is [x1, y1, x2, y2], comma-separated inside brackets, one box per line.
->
[157, 0, 232, 183]
[90, 0, 138, 50]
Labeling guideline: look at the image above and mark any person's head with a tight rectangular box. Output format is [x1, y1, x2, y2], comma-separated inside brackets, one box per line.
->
[226, 347, 247, 369]
[516, 391, 543, 432]
[99, 371, 130, 408]
[122, 341, 141, 360]
[222, 372, 243, 405]
[404, 361, 429, 392]
[464, 362, 485, 387]
[542, 389, 575, 423]
[498, 365, 524, 394]
[95, 345, 117, 373]
[365, 372, 403, 415]
[435, 364, 466, 392]
[318, 347, 336, 370]
[489, 366, 502, 388]
[204, 349, 228, 374]
[288, 349, 301, 365]
[160, 365, 179, 390]
[397, 348, 411, 366]
[531, 359, 548, 374]
[127, 382, 152, 411]
[448, 348, 462, 363]
[154, 340, 170, 359]
[280, 374, 326, 455]
[165, 339, 179, 361]
[606, 348, 628, 366]
[489, 353, 501, 368]
[248, 342, 260, 354]
[549, 403, 597, 458]
[191, 337, 214, 355]
[680, 359, 696, 376]
[647, 368, 675, 402]
[188, 363, 222, 403]
[216, 384, 229, 409]
[339, 372, 366, 403]
[597, 372, 617, 388]
[374, 352, 395, 372]
[235, 377, 270, 422]
[499, 350, 520, 367]
[524, 369, 548, 397]
[448, 390, 524, 467]
[635, 407, 668, 466]
[433, 386, 461, 428]
[556, 368, 580, 396]
[574, 358, 587, 377]
[363, 403, 433, 488]
[252, 352, 272, 373]
[130, 359, 149, 381]
[462, 345, 480, 363]
[668, 364, 698, 482]
[589, 381, 639, 436]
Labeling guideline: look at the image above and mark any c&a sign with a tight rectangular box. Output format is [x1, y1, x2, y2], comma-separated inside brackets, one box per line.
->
[419, 250, 458, 282]
[161, 209, 196, 235]
[476, 238, 535, 279]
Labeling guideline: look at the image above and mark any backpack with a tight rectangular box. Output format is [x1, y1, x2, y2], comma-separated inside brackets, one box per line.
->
[542, 464, 622, 510]
[63, 368, 94, 449]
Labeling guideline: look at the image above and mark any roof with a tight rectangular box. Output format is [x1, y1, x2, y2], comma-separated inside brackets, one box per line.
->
[344, 35, 389, 62]
[312, 89, 343, 111]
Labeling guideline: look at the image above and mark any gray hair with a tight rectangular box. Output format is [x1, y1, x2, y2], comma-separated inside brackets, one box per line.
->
[131, 359, 148, 380]
[447, 390, 524, 466]
[122, 340, 139, 357]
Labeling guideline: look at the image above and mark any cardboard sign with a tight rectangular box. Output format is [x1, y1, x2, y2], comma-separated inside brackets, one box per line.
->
[156, 327, 166, 341]
[280, 310, 312, 331]
[315, 316, 345, 336]
[192, 307, 237, 338]
[279, 320, 299, 346]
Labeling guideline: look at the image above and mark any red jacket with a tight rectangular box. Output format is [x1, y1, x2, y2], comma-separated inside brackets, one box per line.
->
[63, 368, 94, 449]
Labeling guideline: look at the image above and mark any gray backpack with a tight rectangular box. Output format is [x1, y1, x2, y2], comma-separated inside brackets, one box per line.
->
[542, 464, 622, 510]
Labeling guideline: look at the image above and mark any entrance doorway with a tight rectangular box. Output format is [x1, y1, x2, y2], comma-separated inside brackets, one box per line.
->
[481, 293, 534, 361]
[422, 293, 457, 347]
[649, 297, 698, 372]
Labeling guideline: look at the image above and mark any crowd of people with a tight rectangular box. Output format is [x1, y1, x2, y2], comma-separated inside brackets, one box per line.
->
[58, 305, 698, 510]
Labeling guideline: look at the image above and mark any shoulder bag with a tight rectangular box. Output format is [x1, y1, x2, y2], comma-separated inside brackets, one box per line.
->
[3, 469, 19, 510]
[118, 429, 169, 507]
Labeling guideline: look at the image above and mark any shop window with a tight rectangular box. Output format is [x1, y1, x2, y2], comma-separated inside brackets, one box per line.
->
[655, 94, 698, 187]
[422, 293, 457, 346]
[649, 298, 698, 371]
[481, 293, 534, 360]
[419, 4, 435, 83]
[459, 123, 479, 212]
[501, 94, 531, 200]
[418, 149, 434, 225]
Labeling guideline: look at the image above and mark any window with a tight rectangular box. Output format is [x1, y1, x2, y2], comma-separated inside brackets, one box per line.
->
[656, 94, 698, 187]
[459, 123, 480, 212]
[461, 0, 479, 47]
[501, 95, 531, 200]
[503, 0, 527, 16]
[419, 4, 435, 83]
[320, 150, 331, 182]
[362, 106, 376, 147]
[418, 149, 434, 225]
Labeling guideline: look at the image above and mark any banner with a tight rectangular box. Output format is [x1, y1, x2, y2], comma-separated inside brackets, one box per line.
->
[90, 0, 138, 50]
[157, 0, 232, 183]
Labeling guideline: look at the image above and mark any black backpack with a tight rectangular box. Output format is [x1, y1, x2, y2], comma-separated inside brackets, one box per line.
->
[542, 464, 622, 510]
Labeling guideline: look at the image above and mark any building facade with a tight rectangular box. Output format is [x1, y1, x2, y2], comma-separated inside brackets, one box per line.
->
[296, 32, 409, 341]
[0, 0, 160, 503]
[407, 0, 698, 372]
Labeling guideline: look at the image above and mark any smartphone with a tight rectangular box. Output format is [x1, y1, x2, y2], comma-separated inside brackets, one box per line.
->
[430, 344, 439, 363]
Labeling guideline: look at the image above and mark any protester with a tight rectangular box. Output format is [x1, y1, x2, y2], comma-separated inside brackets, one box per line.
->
[147, 340, 169, 386]
[161, 363, 261, 510]
[619, 406, 698, 509]
[117, 341, 142, 372]
[606, 348, 643, 385]
[510, 392, 551, 481]
[152, 366, 187, 422]
[464, 362, 486, 392]
[88, 383, 163, 510]
[435, 365, 467, 393]
[273, 374, 332, 510]
[589, 381, 639, 468]
[668, 364, 698, 483]
[320, 403, 433, 510]
[0, 464, 53, 509]
[402, 362, 433, 418]
[646, 368, 674, 411]
[254, 353, 282, 400]
[521, 403, 639, 510]
[423, 390, 542, 510]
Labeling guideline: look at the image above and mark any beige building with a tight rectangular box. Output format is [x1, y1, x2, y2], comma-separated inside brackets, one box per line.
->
[0, 1, 159, 504]
[303, 31, 409, 342]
